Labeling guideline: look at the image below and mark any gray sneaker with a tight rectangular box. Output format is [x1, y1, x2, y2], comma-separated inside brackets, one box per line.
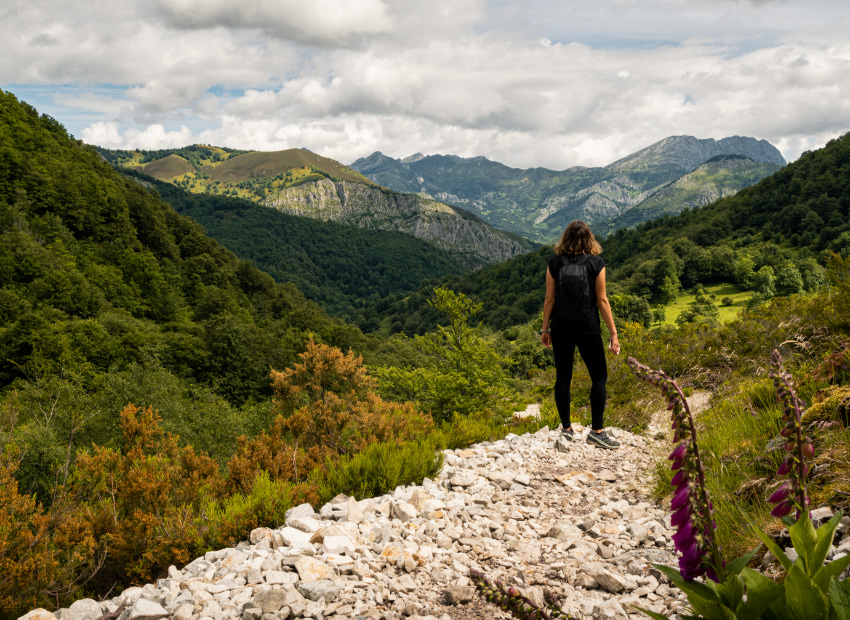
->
[560, 427, 574, 441]
[587, 429, 620, 449]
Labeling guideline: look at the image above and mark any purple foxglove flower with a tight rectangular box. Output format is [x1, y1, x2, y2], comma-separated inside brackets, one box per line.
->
[803, 440, 814, 458]
[784, 441, 796, 453]
[679, 537, 701, 563]
[768, 484, 790, 504]
[777, 458, 792, 475]
[673, 522, 695, 549]
[780, 426, 794, 437]
[671, 505, 691, 527]
[671, 469, 688, 487]
[671, 484, 691, 511]
[669, 442, 688, 461]
[671, 458, 684, 471]
[770, 500, 793, 518]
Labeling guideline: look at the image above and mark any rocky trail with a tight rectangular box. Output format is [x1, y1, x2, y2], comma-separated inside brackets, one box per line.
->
[23, 415, 696, 620]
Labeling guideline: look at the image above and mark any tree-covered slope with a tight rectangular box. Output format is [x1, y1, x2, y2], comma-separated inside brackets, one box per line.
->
[603, 133, 850, 271]
[0, 90, 362, 411]
[143, 176, 467, 320]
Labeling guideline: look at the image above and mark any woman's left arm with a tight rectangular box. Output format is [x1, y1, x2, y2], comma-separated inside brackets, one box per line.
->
[541, 267, 556, 348]
[595, 267, 620, 355]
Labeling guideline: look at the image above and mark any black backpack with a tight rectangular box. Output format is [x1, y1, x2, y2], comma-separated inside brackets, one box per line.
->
[554, 254, 596, 321]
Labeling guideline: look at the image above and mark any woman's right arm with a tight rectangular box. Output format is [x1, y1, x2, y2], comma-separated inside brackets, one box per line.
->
[541, 266, 555, 349]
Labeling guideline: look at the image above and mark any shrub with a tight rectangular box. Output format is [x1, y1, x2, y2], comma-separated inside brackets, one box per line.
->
[72, 404, 224, 584]
[318, 439, 443, 503]
[0, 449, 98, 617]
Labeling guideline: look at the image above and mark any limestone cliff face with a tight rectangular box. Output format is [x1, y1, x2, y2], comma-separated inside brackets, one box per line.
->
[534, 178, 655, 226]
[265, 179, 527, 267]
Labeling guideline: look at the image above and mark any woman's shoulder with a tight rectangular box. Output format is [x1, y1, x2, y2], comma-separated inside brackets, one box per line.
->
[588, 254, 606, 276]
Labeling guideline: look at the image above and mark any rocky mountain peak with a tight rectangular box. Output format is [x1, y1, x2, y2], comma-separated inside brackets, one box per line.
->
[350, 151, 398, 174]
[607, 135, 786, 172]
[402, 153, 426, 164]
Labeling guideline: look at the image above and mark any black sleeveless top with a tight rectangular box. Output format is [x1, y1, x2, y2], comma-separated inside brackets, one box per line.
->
[548, 254, 606, 335]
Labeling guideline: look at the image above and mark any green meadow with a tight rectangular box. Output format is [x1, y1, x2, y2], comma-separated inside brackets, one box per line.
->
[658, 282, 754, 325]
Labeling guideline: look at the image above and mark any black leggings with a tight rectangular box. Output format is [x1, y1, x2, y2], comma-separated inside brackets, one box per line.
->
[550, 326, 608, 431]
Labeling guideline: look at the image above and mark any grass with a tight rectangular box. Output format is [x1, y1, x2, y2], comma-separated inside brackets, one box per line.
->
[658, 282, 754, 326]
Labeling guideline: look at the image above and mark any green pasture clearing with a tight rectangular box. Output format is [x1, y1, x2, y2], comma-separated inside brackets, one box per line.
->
[657, 282, 753, 325]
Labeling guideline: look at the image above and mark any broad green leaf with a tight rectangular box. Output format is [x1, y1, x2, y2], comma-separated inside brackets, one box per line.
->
[815, 553, 850, 593]
[829, 576, 850, 620]
[652, 563, 721, 603]
[790, 512, 819, 574]
[812, 512, 844, 575]
[786, 561, 830, 620]
[633, 606, 669, 620]
[750, 521, 794, 572]
[691, 601, 737, 620]
[715, 574, 745, 609]
[726, 545, 763, 577]
[738, 567, 784, 619]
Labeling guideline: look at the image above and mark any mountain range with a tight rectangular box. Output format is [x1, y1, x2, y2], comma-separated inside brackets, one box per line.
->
[351, 136, 786, 241]
[99, 146, 530, 268]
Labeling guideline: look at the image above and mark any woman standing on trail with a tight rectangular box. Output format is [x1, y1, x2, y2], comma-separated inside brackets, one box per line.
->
[540, 220, 621, 449]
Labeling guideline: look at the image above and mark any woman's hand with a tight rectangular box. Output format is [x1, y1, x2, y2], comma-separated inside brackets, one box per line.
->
[609, 334, 621, 355]
[541, 331, 552, 349]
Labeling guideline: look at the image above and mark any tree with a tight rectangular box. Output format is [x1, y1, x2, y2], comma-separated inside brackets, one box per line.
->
[374, 288, 509, 421]
[752, 265, 776, 297]
[733, 256, 756, 290]
[652, 248, 682, 303]
[610, 293, 652, 328]
[774, 261, 804, 296]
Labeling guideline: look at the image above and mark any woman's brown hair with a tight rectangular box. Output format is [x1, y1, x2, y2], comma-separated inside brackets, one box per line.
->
[554, 220, 602, 255]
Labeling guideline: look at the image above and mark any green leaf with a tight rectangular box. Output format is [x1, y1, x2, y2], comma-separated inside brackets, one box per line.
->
[829, 576, 850, 620]
[786, 561, 830, 620]
[692, 601, 738, 620]
[715, 574, 745, 609]
[652, 563, 721, 604]
[749, 520, 794, 572]
[789, 512, 819, 574]
[815, 553, 850, 593]
[633, 607, 669, 620]
[738, 567, 784, 619]
[726, 545, 763, 576]
[811, 512, 844, 575]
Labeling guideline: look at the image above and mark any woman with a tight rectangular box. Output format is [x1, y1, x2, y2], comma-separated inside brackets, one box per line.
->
[541, 220, 620, 449]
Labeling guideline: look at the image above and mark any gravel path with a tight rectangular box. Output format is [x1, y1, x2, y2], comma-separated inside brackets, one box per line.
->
[28, 398, 717, 620]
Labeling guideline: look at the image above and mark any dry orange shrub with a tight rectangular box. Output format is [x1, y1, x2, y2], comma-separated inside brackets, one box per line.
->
[73, 404, 224, 584]
[0, 450, 98, 616]
[227, 340, 433, 492]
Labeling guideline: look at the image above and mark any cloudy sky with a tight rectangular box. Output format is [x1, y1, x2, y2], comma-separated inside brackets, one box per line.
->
[2, 0, 849, 169]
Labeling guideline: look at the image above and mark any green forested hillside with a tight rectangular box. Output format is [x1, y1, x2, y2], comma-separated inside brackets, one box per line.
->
[363, 133, 850, 335]
[0, 89, 365, 450]
[142, 175, 467, 319]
